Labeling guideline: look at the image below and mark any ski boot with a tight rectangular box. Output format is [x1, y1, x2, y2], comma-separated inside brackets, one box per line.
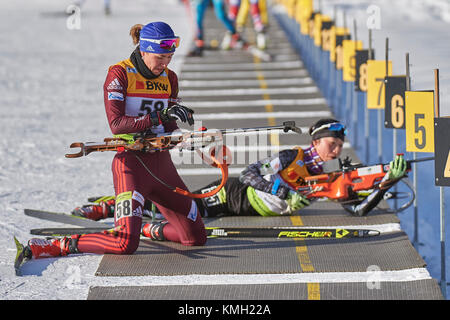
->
[221, 32, 244, 50]
[256, 31, 267, 50]
[141, 221, 169, 241]
[72, 199, 115, 221]
[29, 236, 79, 257]
[187, 39, 204, 57]
[14, 235, 80, 275]
[221, 32, 232, 50]
[230, 33, 245, 49]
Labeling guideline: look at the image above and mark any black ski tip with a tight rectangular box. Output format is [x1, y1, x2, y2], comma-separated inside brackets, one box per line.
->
[87, 196, 103, 203]
[23, 208, 34, 216]
[30, 226, 109, 236]
[23, 208, 110, 228]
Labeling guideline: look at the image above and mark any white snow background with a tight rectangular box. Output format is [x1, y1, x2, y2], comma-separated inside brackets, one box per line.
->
[0, 0, 449, 300]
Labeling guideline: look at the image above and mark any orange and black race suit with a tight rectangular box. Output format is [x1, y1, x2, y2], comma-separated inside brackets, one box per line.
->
[195, 146, 321, 217]
[195, 145, 393, 217]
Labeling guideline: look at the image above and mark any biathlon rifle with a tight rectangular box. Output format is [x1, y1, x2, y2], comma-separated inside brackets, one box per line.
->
[296, 155, 435, 202]
[65, 121, 301, 199]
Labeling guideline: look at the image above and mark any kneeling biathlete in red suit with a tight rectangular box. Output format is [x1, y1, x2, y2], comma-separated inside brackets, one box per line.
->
[20, 22, 207, 260]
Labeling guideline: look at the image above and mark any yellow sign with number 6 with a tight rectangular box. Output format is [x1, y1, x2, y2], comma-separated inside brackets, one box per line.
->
[405, 91, 435, 153]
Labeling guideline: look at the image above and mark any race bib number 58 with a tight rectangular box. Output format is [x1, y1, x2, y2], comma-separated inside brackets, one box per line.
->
[115, 191, 143, 221]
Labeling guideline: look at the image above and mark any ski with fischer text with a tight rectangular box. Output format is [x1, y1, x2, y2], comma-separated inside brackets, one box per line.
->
[29, 226, 380, 239]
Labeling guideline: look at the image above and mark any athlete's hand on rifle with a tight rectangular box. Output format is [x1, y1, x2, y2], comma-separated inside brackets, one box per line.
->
[161, 104, 194, 126]
[388, 154, 407, 180]
[286, 191, 310, 212]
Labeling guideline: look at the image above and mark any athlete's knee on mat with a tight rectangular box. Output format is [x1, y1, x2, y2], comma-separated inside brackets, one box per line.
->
[181, 233, 207, 246]
[162, 218, 207, 246]
[116, 235, 140, 254]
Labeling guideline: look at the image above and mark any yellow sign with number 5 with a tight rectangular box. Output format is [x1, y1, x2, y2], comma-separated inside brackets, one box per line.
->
[405, 91, 435, 153]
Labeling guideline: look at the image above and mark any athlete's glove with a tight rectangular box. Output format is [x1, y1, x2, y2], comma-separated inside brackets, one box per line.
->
[161, 104, 194, 126]
[286, 191, 310, 212]
[388, 154, 407, 180]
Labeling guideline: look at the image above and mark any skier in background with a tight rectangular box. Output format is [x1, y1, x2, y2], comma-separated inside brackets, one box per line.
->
[17, 21, 206, 262]
[228, 0, 268, 49]
[185, 0, 244, 56]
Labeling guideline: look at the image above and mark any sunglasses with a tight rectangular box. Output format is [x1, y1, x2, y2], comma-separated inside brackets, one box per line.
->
[140, 37, 180, 50]
[311, 122, 347, 136]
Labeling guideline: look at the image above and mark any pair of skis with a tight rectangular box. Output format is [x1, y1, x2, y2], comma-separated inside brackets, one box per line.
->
[23, 208, 380, 239]
[15, 208, 381, 275]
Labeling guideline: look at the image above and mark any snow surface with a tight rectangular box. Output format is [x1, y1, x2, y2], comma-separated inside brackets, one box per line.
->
[0, 0, 194, 300]
[0, 0, 449, 300]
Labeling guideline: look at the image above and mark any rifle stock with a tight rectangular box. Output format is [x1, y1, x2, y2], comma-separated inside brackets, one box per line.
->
[299, 156, 434, 200]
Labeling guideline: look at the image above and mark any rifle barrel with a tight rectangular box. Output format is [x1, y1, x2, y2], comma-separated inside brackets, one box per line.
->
[220, 126, 284, 135]
[407, 156, 435, 164]
[219, 121, 301, 135]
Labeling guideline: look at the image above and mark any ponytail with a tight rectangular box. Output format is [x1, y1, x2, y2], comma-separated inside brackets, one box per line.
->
[129, 24, 143, 46]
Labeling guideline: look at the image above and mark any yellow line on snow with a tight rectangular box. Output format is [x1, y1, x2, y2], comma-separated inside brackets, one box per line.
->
[254, 56, 279, 145]
[253, 55, 320, 300]
[291, 216, 321, 300]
